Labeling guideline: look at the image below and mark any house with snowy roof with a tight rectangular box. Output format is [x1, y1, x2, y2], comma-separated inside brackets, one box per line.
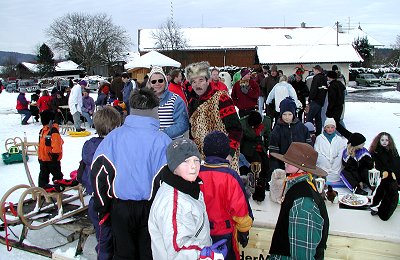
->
[17, 60, 85, 79]
[138, 25, 382, 80]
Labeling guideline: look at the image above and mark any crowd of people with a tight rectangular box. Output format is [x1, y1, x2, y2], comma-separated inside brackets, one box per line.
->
[25, 61, 399, 260]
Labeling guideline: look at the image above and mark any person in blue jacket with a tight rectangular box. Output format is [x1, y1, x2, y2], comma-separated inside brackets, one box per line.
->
[91, 88, 171, 260]
[77, 106, 121, 260]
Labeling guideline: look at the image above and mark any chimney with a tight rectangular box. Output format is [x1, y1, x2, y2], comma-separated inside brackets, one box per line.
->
[300, 22, 306, 28]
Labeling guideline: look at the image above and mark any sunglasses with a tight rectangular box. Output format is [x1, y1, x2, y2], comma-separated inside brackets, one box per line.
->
[151, 79, 164, 84]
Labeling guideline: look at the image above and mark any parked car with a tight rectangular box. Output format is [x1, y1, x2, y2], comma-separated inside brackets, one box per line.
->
[355, 73, 381, 87]
[380, 73, 400, 86]
[87, 80, 100, 92]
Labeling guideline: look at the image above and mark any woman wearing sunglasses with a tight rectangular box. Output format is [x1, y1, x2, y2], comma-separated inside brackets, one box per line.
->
[147, 66, 189, 139]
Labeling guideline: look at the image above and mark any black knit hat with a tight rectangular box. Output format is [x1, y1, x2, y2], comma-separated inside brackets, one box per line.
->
[248, 111, 262, 127]
[279, 97, 296, 117]
[347, 132, 366, 147]
[167, 138, 201, 172]
[326, 70, 337, 79]
[203, 131, 230, 159]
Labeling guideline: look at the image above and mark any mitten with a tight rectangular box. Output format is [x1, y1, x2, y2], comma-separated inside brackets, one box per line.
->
[237, 230, 249, 248]
[200, 239, 227, 259]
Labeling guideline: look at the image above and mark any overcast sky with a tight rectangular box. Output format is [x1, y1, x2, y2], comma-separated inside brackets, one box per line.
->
[1, 0, 399, 55]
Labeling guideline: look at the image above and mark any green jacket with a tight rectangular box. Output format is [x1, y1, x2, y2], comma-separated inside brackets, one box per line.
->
[240, 115, 271, 157]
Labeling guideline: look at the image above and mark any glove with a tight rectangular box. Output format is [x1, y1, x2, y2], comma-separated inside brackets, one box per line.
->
[237, 231, 249, 248]
[200, 239, 227, 259]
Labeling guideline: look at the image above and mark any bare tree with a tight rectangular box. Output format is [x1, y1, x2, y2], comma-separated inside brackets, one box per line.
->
[1, 55, 18, 78]
[151, 18, 188, 51]
[46, 12, 131, 73]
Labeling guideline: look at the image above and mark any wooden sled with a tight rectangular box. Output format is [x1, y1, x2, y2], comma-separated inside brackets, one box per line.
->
[0, 140, 90, 255]
[5, 135, 38, 156]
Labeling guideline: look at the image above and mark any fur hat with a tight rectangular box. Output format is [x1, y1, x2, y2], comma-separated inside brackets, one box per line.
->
[203, 131, 230, 159]
[241, 68, 251, 78]
[347, 132, 366, 147]
[148, 66, 167, 84]
[270, 142, 327, 177]
[304, 122, 315, 133]
[167, 138, 201, 172]
[79, 80, 88, 87]
[185, 61, 210, 82]
[326, 70, 338, 79]
[247, 111, 262, 127]
[324, 118, 336, 128]
[279, 97, 296, 117]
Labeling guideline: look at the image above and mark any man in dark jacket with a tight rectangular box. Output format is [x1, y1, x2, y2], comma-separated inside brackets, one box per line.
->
[260, 65, 279, 124]
[326, 71, 352, 139]
[306, 65, 327, 136]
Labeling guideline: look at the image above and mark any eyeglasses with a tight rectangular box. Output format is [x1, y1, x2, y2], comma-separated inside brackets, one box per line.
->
[151, 79, 164, 84]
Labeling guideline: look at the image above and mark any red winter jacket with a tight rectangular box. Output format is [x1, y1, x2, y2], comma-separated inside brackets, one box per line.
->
[231, 79, 259, 110]
[210, 80, 229, 92]
[168, 82, 187, 105]
[37, 95, 53, 113]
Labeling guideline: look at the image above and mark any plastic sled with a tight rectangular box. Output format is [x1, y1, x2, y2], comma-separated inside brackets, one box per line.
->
[68, 130, 91, 137]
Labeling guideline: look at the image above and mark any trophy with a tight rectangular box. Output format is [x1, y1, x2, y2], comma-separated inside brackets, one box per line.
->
[315, 177, 326, 194]
[368, 168, 380, 191]
[248, 162, 261, 194]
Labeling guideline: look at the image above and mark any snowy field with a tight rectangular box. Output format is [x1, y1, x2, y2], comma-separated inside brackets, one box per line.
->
[0, 90, 399, 259]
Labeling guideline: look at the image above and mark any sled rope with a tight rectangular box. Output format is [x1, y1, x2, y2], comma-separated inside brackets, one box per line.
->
[3, 202, 18, 251]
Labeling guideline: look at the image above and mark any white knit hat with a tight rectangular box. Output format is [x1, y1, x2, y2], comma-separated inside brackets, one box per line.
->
[148, 66, 168, 86]
[324, 118, 336, 128]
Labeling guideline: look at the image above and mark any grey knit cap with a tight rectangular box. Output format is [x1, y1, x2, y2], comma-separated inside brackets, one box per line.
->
[167, 138, 201, 172]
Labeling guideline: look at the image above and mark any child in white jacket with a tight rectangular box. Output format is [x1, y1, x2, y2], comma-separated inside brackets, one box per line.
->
[314, 118, 347, 183]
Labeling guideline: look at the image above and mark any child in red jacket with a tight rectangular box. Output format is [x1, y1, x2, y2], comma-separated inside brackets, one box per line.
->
[199, 130, 253, 259]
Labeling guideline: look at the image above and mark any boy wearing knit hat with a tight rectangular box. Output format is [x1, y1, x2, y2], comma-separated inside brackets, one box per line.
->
[149, 137, 228, 260]
[199, 131, 253, 259]
[231, 68, 260, 117]
[340, 132, 374, 195]
[314, 118, 347, 185]
[269, 97, 312, 172]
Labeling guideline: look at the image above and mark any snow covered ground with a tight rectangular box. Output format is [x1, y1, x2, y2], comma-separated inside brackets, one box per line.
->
[0, 89, 399, 259]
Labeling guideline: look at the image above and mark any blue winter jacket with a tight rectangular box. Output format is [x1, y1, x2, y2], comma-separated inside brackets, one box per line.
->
[122, 80, 134, 105]
[159, 89, 189, 139]
[91, 115, 171, 214]
[78, 137, 103, 194]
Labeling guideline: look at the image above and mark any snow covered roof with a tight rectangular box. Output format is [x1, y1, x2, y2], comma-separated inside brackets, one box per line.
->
[139, 26, 382, 52]
[124, 51, 181, 70]
[346, 28, 384, 47]
[55, 60, 84, 71]
[257, 45, 363, 64]
[21, 62, 39, 72]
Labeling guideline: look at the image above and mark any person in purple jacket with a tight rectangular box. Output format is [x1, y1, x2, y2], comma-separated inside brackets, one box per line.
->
[77, 106, 121, 260]
[81, 88, 96, 128]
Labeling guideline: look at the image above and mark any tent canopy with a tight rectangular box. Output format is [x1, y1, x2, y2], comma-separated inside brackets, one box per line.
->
[124, 51, 181, 70]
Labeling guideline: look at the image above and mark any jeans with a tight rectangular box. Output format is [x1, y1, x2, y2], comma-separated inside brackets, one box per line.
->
[72, 112, 82, 130]
[18, 109, 31, 124]
[81, 111, 93, 127]
[306, 101, 322, 136]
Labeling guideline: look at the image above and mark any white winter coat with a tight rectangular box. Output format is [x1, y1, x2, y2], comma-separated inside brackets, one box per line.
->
[68, 84, 83, 114]
[314, 133, 347, 182]
[265, 81, 300, 112]
[149, 182, 212, 260]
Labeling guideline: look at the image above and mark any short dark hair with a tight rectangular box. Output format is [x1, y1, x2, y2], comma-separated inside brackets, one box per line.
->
[93, 106, 121, 137]
[169, 69, 181, 81]
[211, 67, 219, 73]
[129, 88, 159, 110]
[121, 72, 129, 79]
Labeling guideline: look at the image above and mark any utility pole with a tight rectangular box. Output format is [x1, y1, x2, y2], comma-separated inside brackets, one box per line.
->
[336, 21, 339, 46]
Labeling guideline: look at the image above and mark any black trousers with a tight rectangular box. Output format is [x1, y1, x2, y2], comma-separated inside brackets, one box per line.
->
[38, 160, 63, 188]
[111, 199, 153, 260]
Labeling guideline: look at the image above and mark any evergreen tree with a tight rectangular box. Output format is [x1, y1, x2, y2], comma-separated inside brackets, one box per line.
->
[37, 43, 55, 77]
[352, 37, 373, 68]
